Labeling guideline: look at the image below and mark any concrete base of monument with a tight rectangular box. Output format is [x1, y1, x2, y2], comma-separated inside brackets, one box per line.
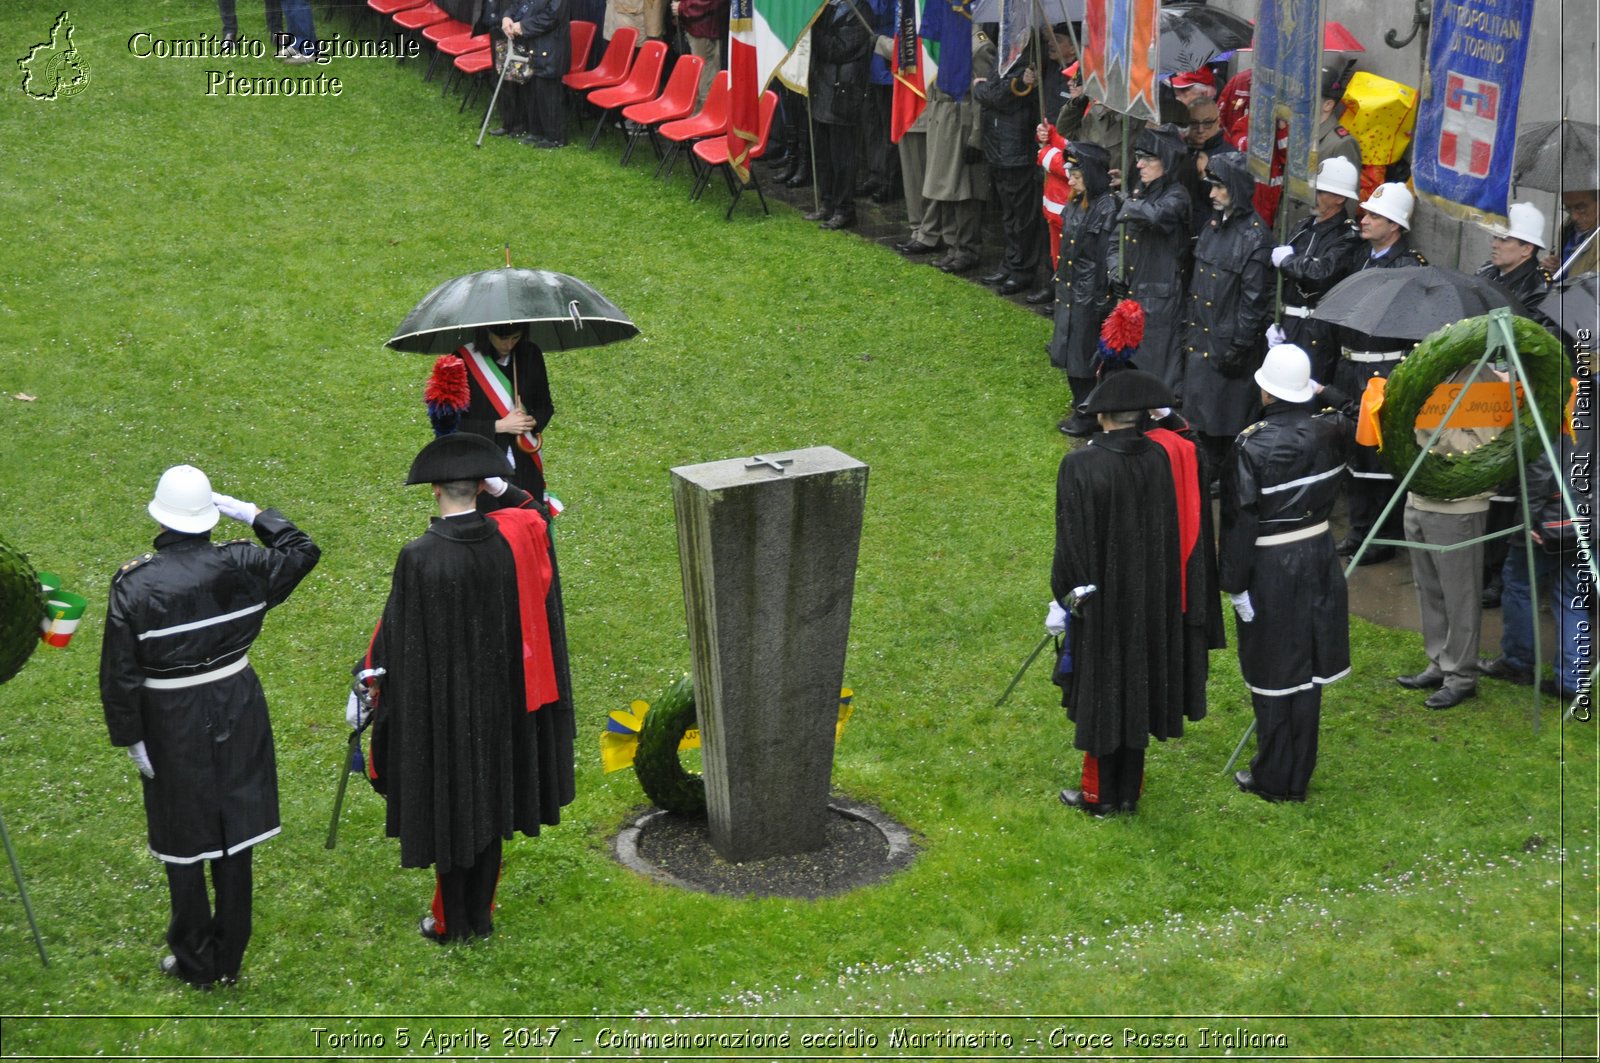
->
[613, 797, 917, 899]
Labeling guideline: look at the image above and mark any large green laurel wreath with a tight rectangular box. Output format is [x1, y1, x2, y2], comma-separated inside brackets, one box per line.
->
[1378, 314, 1571, 499]
[634, 672, 707, 816]
[0, 535, 43, 686]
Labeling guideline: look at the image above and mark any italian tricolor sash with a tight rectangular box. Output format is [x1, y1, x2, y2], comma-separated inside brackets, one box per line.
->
[459, 345, 542, 465]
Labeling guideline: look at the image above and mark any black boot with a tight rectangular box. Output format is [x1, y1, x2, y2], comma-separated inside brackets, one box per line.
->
[785, 162, 812, 188]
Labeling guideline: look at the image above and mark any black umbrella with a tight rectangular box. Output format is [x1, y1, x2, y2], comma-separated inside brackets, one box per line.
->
[1159, 4, 1252, 73]
[1311, 266, 1528, 341]
[1513, 119, 1599, 194]
[1536, 273, 1599, 346]
[386, 268, 640, 354]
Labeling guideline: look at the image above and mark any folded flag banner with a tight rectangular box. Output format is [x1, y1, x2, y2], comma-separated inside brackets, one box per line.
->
[1078, 0, 1157, 121]
[1246, 0, 1325, 203]
[889, 0, 934, 141]
[920, 0, 973, 100]
[730, 0, 827, 181]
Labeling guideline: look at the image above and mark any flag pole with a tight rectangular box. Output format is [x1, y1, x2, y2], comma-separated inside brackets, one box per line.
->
[0, 804, 47, 966]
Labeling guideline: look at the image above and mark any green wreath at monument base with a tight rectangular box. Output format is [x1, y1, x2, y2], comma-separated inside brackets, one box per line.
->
[0, 535, 44, 686]
[1379, 314, 1571, 499]
[634, 672, 707, 816]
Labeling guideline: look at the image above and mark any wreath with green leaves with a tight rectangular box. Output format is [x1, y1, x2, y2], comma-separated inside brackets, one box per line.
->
[634, 672, 706, 816]
[1379, 314, 1571, 499]
[0, 535, 43, 686]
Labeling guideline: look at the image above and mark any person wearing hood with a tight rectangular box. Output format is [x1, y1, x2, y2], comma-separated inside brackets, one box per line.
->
[1264, 157, 1364, 386]
[1112, 125, 1192, 392]
[1178, 151, 1274, 476]
[1045, 139, 1118, 436]
[1220, 345, 1355, 803]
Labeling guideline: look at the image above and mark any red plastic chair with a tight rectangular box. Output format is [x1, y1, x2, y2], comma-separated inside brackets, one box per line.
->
[567, 20, 598, 77]
[437, 31, 490, 94]
[563, 27, 637, 93]
[421, 18, 473, 81]
[654, 69, 731, 179]
[584, 39, 668, 150]
[453, 45, 495, 113]
[619, 53, 703, 165]
[394, 1, 448, 31]
[690, 89, 779, 218]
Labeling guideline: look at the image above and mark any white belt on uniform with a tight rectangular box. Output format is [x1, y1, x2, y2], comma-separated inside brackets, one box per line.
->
[1342, 348, 1407, 364]
[143, 654, 250, 690]
[1255, 521, 1330, 547]
[1282, 304, 1313, 318]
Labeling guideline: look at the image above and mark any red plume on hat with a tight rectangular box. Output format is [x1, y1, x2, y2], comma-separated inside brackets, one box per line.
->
[424, 355, 470, 437]
[1095, 298, 1145, 365]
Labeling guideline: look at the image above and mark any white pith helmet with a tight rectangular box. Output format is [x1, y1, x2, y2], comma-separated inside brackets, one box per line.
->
[1256, 344, 1317, 404]
[1482, 202, 1548, 249]
[1314, 156, 1360, 200]
[1361, 182, 1414, 229]
[148, 465, 219, 533]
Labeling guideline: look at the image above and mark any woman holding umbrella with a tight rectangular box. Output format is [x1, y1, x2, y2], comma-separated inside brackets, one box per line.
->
[456, 323, 556, 501]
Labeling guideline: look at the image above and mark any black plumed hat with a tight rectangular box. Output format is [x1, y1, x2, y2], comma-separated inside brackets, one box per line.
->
[405, 432, 513, 485]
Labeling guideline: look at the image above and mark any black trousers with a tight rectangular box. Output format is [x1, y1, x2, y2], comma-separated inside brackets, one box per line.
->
[813, 120, 860, 218]
[1083, 746, 1146, 809]
[1249, 687, 1321, 799]
[165, 847, 253, 985]
[527, 76, 566, 144]
[436, 836, 502, 940]
[991, 164, 1042, 284]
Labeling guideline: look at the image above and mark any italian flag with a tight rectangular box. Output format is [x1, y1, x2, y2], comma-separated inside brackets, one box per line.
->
[728, 0, 826, 182]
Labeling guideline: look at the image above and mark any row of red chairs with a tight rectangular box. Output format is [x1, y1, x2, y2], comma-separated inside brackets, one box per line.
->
[362, 1, 776, 216]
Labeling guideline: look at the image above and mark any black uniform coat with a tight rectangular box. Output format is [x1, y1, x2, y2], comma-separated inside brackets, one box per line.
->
[100, 511, 319, 863]
[457, 336, 555, 500]
[1048, 159, 1118, 375]
[1474, 257, 1550, 308]
[1052, 427, 1208, 757]
[1114, 132, 1192, 390]
[1179, 155, 1273, 437]
[1277, 209, 1363, 383]
[369, 513, 548, 873]
[1219, 399, 1353, 694]
[808, 0, 872, 126]
[488, 0, 571, 78]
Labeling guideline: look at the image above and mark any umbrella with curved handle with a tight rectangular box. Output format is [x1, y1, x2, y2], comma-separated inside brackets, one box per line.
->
[1310, 265, 1528, 342]
[386, 268, 640, 354]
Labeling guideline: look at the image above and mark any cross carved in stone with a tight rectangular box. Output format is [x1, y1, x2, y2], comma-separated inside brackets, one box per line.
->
[745, 455, 795, 474]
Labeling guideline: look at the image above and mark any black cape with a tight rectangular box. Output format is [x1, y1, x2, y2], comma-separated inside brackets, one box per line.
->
[1052, 428, 1211, 757]
[370, 513, 545, 873]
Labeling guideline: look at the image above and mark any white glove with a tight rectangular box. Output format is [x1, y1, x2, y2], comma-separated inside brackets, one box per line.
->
[1230, 591, 1255, 623]
[211, 493, 260, 524]
[127, 740, 155, 779]
[874, 34, 894, 60]
[483, 476, 509, 497]
[345, 691, 368, 729]
[1265, 322, 1287, 348]
[1045, 599, 1068, 636]
[1270, 245, 1295, 267]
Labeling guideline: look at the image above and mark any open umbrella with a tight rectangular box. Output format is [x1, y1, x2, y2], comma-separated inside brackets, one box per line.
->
[1513, 119, 1600, 194]
[969, 0, 1082, 28]
[1536, 273, 1599, 346]
[1159, 3, 1252, 74]
[1311, 266, 1528, 341]
[386, 268, 640, 354]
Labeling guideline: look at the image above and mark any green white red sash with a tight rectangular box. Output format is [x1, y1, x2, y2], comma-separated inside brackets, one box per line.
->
[459, 344, 542, 466]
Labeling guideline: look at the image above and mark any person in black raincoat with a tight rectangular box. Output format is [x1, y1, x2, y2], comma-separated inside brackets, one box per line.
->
[973, 42, 1043, 294]
[1266, 156, 1364, 386]
[1047, 140, 1118, 436]
[101, 465, 319, 988]
[362, 433, 569, 943]
[1332, 181, 1427, 565]
[1219, 345, 1354, 803]
[804, 0, 873, 230]
[1049, 370, 1215, 817]
[1178, 151, 1273, 477]
[1113, 125, 1191, 392]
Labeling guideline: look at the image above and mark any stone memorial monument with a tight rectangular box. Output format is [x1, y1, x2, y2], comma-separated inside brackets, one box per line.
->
[670, 446, 869, 862]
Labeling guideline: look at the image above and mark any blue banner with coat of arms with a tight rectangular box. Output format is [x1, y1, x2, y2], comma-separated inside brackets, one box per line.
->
[1412, 0, 1536, 223]
[1244, 0, 1324, 203]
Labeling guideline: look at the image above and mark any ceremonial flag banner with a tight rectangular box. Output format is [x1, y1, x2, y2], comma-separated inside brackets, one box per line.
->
[1412, 0, 1535, 222]
[921, 0, 974, 100]
[729, 0, 826, 180]
[1078, 0, 1157, 121]
[890, 0, 935, 141]
[1245, 0, 1325, 203]
[998, 0, 1032, 83]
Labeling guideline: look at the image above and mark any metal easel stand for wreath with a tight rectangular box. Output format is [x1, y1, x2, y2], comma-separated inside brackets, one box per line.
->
[1226, 307, 1594, 774]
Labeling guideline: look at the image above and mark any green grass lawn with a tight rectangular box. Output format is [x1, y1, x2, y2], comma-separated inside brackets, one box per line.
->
[0, 2, 1594, 1057]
